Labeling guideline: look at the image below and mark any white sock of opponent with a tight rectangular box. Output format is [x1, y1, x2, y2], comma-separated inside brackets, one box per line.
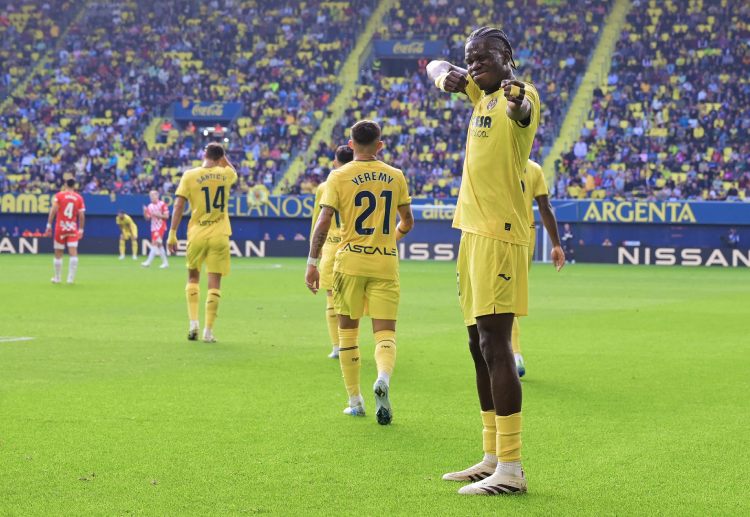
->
[159, 246, 168, 265]
[53, 258, 63, 281]
[67, 256, 78, 283]
[144, 246, 157, 265]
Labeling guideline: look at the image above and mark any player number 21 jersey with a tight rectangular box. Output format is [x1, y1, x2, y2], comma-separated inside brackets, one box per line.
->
[321, 160, 411, 281]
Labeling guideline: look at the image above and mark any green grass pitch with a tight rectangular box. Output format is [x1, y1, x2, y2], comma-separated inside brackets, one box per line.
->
[1, 254, 748, 515]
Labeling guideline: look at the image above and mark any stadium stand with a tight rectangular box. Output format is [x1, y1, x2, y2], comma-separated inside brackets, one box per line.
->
[4, 0, 748, 204]
[1, 0, 376, 195]
[0, 1, 79, 99]
[554, 0, 750, 201]
[294, 0, 612, 196]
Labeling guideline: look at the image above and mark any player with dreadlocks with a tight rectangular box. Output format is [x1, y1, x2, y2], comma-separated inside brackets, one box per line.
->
[427, 27, 560, 496]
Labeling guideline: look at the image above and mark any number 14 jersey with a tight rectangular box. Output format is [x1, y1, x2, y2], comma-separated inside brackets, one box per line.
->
[175, 165, 238, 240]
[321, 159, 411, 281]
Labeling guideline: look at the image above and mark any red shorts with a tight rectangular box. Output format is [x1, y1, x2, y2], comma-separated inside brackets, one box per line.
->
[54, 230, 79, 250]
[151, 227, 166, 242]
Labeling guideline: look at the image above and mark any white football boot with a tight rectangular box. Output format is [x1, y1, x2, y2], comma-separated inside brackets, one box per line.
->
[442, 459, 497, 483]
[457, 468, 527, 495]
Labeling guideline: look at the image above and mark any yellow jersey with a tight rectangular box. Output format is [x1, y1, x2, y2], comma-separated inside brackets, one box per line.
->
[310, 181, 342, 246]
[524, 159, 548, 229]
[452, 75, 541, 246]
[175, 165, 238, 240]
[320, 160, 411, 281]
[116, 213, 137, 232]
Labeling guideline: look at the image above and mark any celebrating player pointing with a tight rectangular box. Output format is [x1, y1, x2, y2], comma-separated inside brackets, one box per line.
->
[427, 26, 561, 495]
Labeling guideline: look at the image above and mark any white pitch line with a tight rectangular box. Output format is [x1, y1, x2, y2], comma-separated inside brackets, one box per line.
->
[0, 337, 35, 343]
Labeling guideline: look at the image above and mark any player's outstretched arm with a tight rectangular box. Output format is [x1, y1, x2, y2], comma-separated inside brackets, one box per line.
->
[426, 60, 469, 94]
[44, 198, 58, 237]
[502, 79, 532, 123]
[395, 204, 414, 241]
[305, 206, 334, 294]
[167, 196, 186, 254]
[536, 194, 565, 271]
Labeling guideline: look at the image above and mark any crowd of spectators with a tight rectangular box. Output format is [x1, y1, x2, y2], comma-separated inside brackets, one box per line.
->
[5, 0, 748, 204]
[295, 0, 612, 196]
[0, 1, 78, 98]
[555, 0, 750, 202]
[1, 0, 375, 196]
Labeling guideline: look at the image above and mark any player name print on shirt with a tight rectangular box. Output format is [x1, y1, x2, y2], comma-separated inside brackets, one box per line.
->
[350, 172, 395, 185]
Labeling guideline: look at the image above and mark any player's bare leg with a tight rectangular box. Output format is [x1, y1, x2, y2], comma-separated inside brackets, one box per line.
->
[459, 313, 526, 495]
[51, 248, 64, 284]
[338, 314, 365, 416]
[66, 244, 79, 284]
[186, 268, 201, 341]
[202, 272, 222, 343]
[443, 324, 497, 482]
[371, 318, 396, 425]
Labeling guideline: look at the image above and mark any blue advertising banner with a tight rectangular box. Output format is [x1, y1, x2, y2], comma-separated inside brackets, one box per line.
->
[2, 194, 750, 226]
[373, 40, 446, 58]
[0, 193, 443, 219]
[172, 101, 243, 123]
[411, 200, 750, 226]
[549, 200, 750, 225]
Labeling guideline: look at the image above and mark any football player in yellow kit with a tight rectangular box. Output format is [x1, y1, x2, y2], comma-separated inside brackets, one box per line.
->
[428, 27, 563, 495]
[512, 159, 565, 377]
[306, 120, 414, 425]
[115, 210, 138, 260]
[310, 145, 354, 359]
[167, 143, 238, 343]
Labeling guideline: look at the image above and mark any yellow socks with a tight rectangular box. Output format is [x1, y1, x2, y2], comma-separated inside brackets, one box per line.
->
[496, 413, 522, 462]
[185, 283, 200, 323]
[512, 317, 521, 354]
[131, 238, 138, 257]
[205, 288, 220, 330]
[119, 238, 126, 256]
[325, 294, 339, 349]
[482, 410, 497, 457]
[374, 330, 396, 383]
[338, 328, 361, 398]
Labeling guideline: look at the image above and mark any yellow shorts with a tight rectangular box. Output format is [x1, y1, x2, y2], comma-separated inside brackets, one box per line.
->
[332, 271, 399, 320]
[319, 241, 337, 291]
[121, 229, 137, 240]
[186, 234, 231, 276]
[457, 231, 529, 326]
